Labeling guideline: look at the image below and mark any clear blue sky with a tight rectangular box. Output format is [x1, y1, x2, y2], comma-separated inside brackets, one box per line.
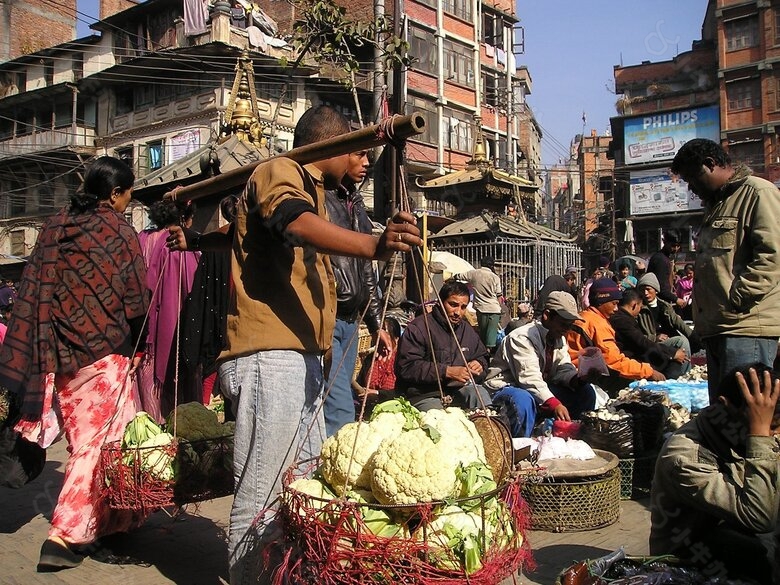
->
[77, 0, 709, 168]
[519, 1, 709, 168]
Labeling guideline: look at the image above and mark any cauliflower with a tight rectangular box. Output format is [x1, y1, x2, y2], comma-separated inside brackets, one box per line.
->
[320, 411, 412, 495]
[286, 478, 337, 522]
[345, 489, 410, 539]
[133, 432, 175, 481]
[421, 504, 484, 574]
[369, 427, 462, 505]
[166, 402, 224, 441]
[419, 408, 487, 467]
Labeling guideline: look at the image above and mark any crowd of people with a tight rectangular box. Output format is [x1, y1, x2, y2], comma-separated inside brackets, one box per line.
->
[0, 112, 777, 583]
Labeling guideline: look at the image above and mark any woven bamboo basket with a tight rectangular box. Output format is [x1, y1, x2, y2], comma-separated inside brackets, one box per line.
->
[520, 450, 621, 532]
[353, 324, 373, 379]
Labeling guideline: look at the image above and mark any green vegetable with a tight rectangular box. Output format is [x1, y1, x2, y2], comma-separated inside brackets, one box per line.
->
[137, 432, 175, 480]
[345, 489, 409, 539]
[369, 397, 421, 430]
[421, 505, 484, 574]
[122, 411, 164, 448]
[287, 478, 337, 521]
[456, 462, 497, 510]
[166, 402, 224, 441]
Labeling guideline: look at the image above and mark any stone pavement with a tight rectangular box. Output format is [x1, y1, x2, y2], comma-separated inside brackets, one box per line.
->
[0, 441, 651, 585]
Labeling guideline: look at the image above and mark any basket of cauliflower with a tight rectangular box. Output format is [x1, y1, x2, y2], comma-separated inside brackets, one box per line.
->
[100, 403, 235, 512]
[277, 398, 532, 585]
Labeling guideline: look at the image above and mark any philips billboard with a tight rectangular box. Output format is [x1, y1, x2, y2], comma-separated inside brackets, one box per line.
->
[623, 105, 720, 165]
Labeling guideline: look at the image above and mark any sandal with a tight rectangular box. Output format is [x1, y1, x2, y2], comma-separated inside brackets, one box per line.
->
[37, 539, 84, 572]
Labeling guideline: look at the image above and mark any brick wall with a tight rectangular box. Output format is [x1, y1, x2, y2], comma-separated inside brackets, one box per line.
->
[6, 0, 76, 59]
[99, 0, 136, 20]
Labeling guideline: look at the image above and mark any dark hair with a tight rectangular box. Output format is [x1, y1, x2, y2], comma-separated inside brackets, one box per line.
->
[663, 230, 681, 246]
[717, 362, 779, 410]
[618, 263, 630, 271]
[148, 199, 195, 228]
[382, 316, 402, 340]
[293, 105, 351, 149]
[220, 195, 238, 223]
[619, 288, 642, 306]
[439, 280, 471, 302]
[670, 138, 730, 175]
[72, 157, 134, 212]
[684, 263, 694, 272]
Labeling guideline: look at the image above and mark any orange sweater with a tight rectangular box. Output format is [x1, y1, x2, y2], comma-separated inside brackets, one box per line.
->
[566, 306, 653, 380]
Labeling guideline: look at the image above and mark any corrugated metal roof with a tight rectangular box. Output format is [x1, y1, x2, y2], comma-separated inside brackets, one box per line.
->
[428, 211, 574, 242]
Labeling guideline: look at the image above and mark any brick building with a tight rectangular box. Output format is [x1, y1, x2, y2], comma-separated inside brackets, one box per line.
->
[0, 0, 78, 62]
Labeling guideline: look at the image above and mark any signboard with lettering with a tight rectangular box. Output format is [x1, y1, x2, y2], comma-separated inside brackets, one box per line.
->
[623, 105, 720, 165]
[629, 168, 702, 215]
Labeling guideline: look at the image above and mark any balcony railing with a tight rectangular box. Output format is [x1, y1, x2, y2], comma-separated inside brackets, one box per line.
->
[0, 126, 96, 160]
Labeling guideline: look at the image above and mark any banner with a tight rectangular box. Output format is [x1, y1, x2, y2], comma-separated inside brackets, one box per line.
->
[623, 105, 719, 165]
[169, 130, 201, 162]
[629, 168, 702, 215]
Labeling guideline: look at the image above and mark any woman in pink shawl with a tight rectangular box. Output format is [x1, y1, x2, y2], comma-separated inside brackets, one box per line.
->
[137, 199, 201, 422]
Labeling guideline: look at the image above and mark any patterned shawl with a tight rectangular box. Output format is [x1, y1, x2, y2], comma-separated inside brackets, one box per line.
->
[0, 204, 148, 416]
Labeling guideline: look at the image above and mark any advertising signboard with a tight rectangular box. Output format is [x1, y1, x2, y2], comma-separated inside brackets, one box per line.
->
[623, 105, 720, 165]
[629, 168, 702, 215]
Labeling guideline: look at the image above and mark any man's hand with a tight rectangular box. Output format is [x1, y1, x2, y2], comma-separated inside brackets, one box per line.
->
[445, 366, 471, 384]
[657, 333, 669, 342]
[553, 403, 571, 421]
[737, 367, 780, 437]
[467, 360, 483, 376]
[374, 212, 423, 261]
[374, 329, 393, 362]
[167, 225, 189, 251]
[649, 369, 667, 381]
[579, 368, 603, 383]
[675, 298, 687, 309]
[673, 348, 688, 364]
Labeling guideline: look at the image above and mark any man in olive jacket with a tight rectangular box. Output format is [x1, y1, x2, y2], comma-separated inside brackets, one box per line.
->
[672, 139, 780, 402]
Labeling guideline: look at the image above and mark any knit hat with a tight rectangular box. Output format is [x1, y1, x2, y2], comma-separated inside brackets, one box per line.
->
[480, 255, 495, 268]
[637, 272, 661, 292]
[564, 265, 580, 276]
[589, 278, 622, 306]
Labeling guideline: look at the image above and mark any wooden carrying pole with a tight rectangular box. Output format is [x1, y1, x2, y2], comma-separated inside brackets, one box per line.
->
[171, 112, 426, 201]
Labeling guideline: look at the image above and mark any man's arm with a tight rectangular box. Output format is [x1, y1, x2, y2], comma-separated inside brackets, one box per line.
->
[731, 185, 780, 310]
[286, 210, 420, 261]
[394, 320, 448, 386]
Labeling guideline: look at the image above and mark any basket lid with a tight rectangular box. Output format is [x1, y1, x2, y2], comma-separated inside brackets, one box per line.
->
[531, 449, 619, 479]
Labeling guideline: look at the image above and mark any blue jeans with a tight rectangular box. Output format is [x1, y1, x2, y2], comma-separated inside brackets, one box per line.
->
[324, 319, 360, 436]
[492, 386, 537, 437]
[704, 335, 778, 403]
[660, 335, 692, 379]
[220, 350, 326, 585]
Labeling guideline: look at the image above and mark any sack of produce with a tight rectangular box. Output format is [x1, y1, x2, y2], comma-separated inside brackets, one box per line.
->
[580, 408, 634, 458]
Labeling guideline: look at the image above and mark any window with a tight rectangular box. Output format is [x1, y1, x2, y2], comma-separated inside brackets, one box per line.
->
[15, 70, 26, 92]
[15, 108, 33, 136]
[55, 102, 72, 127]
[442, 107, 472, 152]
[442, 0, 471, 20]
[116, 146, 134, 170]
[776, 78, 780, 110]
[725, 16, 759, 51]
[135, 85, 154, 107]
[10, 230, 25, 256]
[115, 89, 134, 115]
[482, 71, 500, 107]
[482, 12, 504, 49]
[727, 79, 761, 110]
[729, 140, 764, 172]
[443, 39, 474, 87]
[409, 25, 437, 75]
[146, 140, 164, 171]
[43, 59, 54, 86]
[73, 52, 83, 81]
[406, 95, 438, 145]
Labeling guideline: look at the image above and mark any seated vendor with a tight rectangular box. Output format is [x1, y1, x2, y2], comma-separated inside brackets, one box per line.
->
[649, 363, 780, 583]
[395, 280, 492, 412]
[611, 289, 690, 380]
[566, 278, 665, 395]
[485, 291, 597, 437]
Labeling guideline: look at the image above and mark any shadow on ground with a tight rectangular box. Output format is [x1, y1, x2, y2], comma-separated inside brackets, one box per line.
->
[90, 508, 230, 585]
[526, 543, 612, 583]
[0, 459, 63, 532]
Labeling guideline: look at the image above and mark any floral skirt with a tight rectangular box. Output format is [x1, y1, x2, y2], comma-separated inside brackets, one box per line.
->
[16, 354, 143, 544]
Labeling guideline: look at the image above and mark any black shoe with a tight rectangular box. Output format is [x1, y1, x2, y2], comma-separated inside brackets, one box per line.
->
[37, 539, 84, 572]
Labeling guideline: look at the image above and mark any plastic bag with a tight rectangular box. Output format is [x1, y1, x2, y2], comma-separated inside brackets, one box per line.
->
[578, 347, 609, 376]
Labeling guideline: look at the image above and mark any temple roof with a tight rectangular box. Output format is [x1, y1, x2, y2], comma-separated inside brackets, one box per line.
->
[428, 211, 573, 242]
